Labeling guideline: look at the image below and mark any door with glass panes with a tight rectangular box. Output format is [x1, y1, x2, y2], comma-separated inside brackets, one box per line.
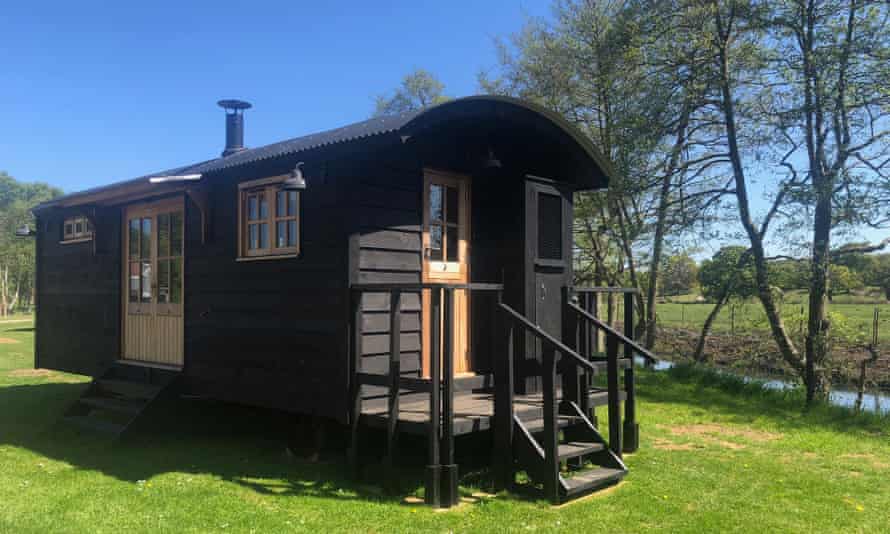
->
[421, 170, 472, 376]
[122, 197, 184, 367]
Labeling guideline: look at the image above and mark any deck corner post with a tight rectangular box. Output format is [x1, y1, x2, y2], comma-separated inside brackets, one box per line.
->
[440, 287, 458, 508]
[425, 288, 442, 507]
[348, 288, 363, 478]
[542, 346, 559, 504]
[384, 289, 402, 491]
[561, 286, 580, 408]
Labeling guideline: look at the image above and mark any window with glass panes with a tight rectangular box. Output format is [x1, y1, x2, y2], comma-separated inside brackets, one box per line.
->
[239, 176, 300, 258]
[427, 183, 460, 262]
[62, 216, 93, 242]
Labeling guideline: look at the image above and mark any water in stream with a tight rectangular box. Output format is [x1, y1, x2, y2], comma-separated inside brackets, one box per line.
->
[636, 356, 890, 415]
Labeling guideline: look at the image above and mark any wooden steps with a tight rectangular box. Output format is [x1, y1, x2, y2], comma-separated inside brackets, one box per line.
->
[61, 362, 179, 438]
[513, 399, 627, 504]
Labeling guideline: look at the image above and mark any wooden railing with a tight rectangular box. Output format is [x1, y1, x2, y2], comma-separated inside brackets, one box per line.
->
[567, 287, 656, 454]
[348, 282, 503, 508]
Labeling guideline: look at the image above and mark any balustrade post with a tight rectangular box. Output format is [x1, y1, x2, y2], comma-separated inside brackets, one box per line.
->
[384, 290, 401, 490]
[493, 290, 515, 491]
[542, 345, 560, 504]
[348, 289, 363, 477]
[623, 291, 639, 453]
[561, 286, 580, 409]
[606, 333, 622, 457]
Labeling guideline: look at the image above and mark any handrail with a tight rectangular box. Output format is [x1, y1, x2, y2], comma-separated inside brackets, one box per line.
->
[498, 302, 597, 374]
[351, 282, 504, 292]
[567, 301, 657, 364]
[571, 286, 640, 294]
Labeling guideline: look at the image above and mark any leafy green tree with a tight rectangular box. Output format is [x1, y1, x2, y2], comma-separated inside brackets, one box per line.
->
[373, 69, 449, 116]
[0, 172, 62, 315]
[698, 246, 757, 301]
[662, 253, 699, 296]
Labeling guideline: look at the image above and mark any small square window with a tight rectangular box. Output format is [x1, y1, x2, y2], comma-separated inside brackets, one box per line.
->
[61, 216, 93, 243]
[238, 176, 300, 259]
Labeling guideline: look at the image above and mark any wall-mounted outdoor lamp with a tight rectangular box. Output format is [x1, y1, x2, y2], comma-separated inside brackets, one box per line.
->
[15, 224, 35, 237]
[281, 162, 307, 191]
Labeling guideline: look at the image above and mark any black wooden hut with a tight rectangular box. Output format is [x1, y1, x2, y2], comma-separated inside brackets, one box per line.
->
[31, 95, 654, 506]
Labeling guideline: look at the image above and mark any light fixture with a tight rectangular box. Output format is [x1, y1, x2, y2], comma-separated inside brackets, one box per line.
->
[15, 224, 35, 237]
[483, 147, 502, 169]
[281, 162, 307, 191]
[148, 174, 203, 184]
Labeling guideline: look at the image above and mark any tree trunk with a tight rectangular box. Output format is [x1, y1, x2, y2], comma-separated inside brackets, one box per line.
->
[805, 193, 832, 402]
[692, 294, 729, 363]
[713, 6, 804, 377]
[645, 111, 691, 350]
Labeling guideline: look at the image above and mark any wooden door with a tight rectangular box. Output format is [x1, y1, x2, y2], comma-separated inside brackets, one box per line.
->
[122, 197, 185, 367]
[422, 169, 472, 377]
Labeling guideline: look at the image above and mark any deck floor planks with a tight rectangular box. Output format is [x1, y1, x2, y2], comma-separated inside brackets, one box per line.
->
[360, 388, 624, 435]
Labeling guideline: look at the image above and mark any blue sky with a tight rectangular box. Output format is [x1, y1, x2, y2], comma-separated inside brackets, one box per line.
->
[0, 0, 549, 191]
[1, 1, 884, 254]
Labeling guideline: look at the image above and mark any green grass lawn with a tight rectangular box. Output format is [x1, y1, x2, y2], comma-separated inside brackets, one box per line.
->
[1, 320, 889, 532]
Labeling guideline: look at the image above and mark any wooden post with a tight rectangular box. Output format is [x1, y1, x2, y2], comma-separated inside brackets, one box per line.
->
[348, 289, 363, 477]
[561, 286, 580, 407]
[623, 292, 639, 452]
[384, 290, 401, 490]
[441, 287, 458, 508]
[606, 333, 622, 457]
[542, 345, 560, 504]
[425, 288, 441, 506]
[493, 290, 515, 491]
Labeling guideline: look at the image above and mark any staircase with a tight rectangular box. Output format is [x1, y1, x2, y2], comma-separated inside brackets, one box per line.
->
[62, 362, 179, 438]
[513, 399, 626, 502]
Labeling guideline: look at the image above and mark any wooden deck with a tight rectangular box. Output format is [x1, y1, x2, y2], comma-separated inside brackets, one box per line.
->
[361, 388, 626, 435]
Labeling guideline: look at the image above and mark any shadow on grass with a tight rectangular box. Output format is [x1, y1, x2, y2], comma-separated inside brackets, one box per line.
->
[0, 380, 503, 504]
[5, 327, 35, 333]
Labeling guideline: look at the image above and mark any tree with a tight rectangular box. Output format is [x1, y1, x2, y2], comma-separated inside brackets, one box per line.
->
[662, 253, 699, 296]
[693, 246, 758, 361]
[373, 69, 449, 116]
[0, 172, 61, 316]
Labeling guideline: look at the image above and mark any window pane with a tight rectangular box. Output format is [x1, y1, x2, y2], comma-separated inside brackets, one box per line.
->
[259, 196, 268, 219]
[65, 222, 73, 238]
[141, 261, 152, 303]
[170, 212, 183, 256]
[129, 262, 140, 302]
[157, 213, 170, 258]
[276, 221, 286, 248]
[170, 258, 182, 304]
[140, 218, 151, 259]
[259, 223, 269, 249]
[248, 195, 258, 221]
[277, 191, 286, 218]
[429, 224, 443, 261]
[287, 191, 297, 216]
[446, 186, 458, 224]
[248, 224, 258, 250]
[446, 228, 458, 262]
[288, 220, 297, 247]
[85, 219, 93, 234]
[75, 220, 83, 235]
[128, 220, 139, 259]
[538, 193, 563, 260]
[157, 259, 170, 304]
[429, 184, 443, 222]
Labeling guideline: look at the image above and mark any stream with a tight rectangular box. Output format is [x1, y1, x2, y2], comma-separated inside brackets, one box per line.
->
[636, 356, 890, 415]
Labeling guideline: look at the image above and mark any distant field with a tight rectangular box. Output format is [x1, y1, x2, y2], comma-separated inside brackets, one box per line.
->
[658, 292, 890, 342]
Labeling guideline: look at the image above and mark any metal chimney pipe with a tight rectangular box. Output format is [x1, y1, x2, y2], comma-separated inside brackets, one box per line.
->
[217, 99, 252, 157]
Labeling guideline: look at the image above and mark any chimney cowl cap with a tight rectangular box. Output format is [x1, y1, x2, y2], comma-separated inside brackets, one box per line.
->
[217, 99, 252, 111]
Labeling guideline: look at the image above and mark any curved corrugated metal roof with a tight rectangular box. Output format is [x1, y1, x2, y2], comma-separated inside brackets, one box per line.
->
[36, 96, 612, 210]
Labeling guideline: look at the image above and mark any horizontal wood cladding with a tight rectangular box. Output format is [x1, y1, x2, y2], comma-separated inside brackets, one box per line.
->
[35, 206, 122, 376]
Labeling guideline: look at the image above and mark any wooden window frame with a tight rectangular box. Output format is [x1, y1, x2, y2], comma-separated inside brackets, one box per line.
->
[61, 215, 93, 244]
[237, 175, 300, 260]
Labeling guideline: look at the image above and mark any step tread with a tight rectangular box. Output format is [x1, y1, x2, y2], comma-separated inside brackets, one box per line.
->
[79, 396, 145, 415]
[561, 467, 626, 495]
[95, 378, 161, 399]
[63, 415, 126, 435]
[522, 416, 582, 434]
[558, 441, 605, 461]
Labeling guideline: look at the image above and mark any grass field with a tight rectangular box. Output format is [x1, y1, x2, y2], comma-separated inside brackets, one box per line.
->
[1, 320, 889, 532]
[658, 292, 890, 342]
